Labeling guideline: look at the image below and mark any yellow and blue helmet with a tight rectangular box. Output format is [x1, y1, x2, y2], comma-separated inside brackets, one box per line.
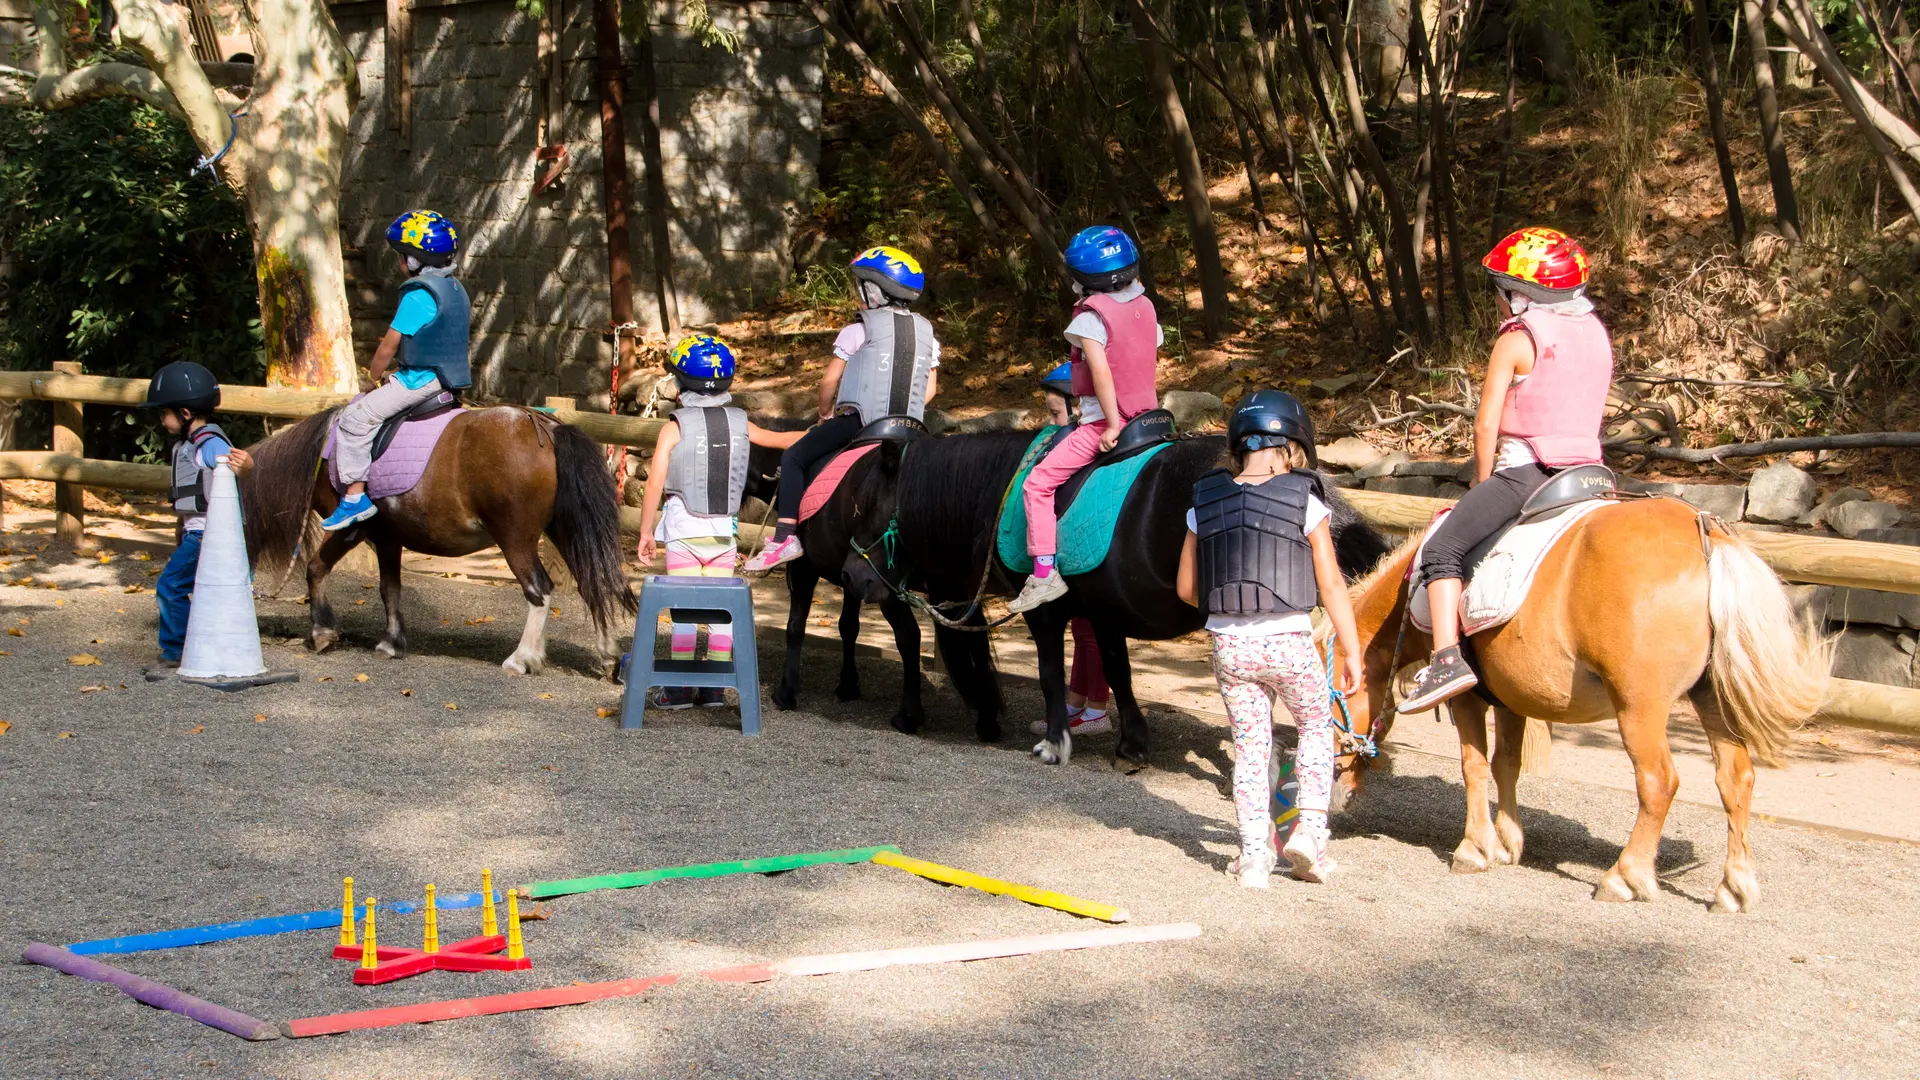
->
[669, 333, 737, 394]
[849, 245, 924, 303]
[385, 210, 460, 267]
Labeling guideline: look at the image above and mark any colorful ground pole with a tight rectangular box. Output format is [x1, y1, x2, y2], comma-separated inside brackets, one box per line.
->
[283, 974, 682, 1037]
[870, 851, 1131, 922]
[523, 846, 901, 900]
[22, 943, 280, 1041]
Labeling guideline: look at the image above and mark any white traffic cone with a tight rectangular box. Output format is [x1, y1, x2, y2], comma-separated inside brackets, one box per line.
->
[177, 458, 297, 690]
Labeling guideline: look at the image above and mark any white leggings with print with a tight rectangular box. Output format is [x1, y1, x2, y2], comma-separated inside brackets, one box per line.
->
[1209, 630, 1338, 862]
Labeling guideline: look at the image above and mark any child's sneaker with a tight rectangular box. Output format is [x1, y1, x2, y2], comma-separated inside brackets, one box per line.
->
[1026, 707, 1111, 737]
[1234, 849, 1275, 889]
[320, 493, 378, 532]
[1007, 569, 1069, 613]
[1282, 831, 1338, 884]
[696, 687, 729, 708]
[743, 535, 803, 573]
[650, 686, 697, 710]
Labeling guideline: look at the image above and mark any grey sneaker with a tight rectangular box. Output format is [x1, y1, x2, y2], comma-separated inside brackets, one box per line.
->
[650, 686, 697, 710]
[1400, 646, 1478, 713]
[1006, 570, 1069, 613]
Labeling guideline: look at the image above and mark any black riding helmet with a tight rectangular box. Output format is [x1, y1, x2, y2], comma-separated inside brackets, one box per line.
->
[142, 361, 221, 416]
[1229, 389, 1317, 468]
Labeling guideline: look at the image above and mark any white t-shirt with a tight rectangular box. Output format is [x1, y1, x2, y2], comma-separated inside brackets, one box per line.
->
[1185, 485, 1332, 637]
[831, 317, 943, 367]
[1062, 282, 1164, 424]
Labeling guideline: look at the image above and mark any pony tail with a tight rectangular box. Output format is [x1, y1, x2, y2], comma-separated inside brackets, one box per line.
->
[1705, 533, 1833, 766]
[545, 422, 638, 633]
[240, 410, 335, 581]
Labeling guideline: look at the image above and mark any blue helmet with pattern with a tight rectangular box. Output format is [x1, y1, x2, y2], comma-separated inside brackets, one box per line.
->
[1229, 389, 1318, 468]
[669, 333, 737, 394]
[1064, 226, 1140, 292]
[386, 210, 460, 268]
[1040, 362, 1074, 398]
[849, 245, 925, 304]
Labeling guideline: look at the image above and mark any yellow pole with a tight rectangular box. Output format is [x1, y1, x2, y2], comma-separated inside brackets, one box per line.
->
[481, 869, 498, 937]
[358, 898, 378, 969]
[870, 850, 1131, 923]
[338, 877, 356, 947]
[505, 888, 524, 960]
[422, 884, 439, 954]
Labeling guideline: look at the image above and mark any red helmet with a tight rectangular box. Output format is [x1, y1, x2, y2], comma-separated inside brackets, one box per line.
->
[1483, 227, 1589, 300]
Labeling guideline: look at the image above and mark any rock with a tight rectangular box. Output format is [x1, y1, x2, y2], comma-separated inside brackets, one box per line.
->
[1435, 482, 1470, 501]
[737, 389, 816, 419]
[1799, 486, 1872, 527]
[1365, 475, 1440, 497]
[1858, 528, 1920, 546]
[1828, 586, 1920, 631]
[1354, 451, 1411, 481]
[1310, 373, 1364, 396]
[1828, 627, 1918, 688]
[1784, 584, 1830, 625]
[1631, 481, 1747, 520]
[946, 408, 1028, 435]
[1826, 500, 1905, 539]
[1322, 471, 1359, 489]
[1744, 462, 1817, 524]
[1161, 390, 1225, 431]
[1394, 459, 1471, 478]
[1317, 436, 1385, 471]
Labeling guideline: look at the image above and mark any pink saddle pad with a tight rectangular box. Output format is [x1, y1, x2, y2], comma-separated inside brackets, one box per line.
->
[324, 404, 464, 500]
[798, 443, 880, 523]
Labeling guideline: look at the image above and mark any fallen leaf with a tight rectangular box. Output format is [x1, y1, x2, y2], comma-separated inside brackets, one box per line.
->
[254, 714, 267, 723]
[440, 619, 451, 626]
[42, 582, 59, 591]
[134, 552, 151, 561]
[541, 764, 557, 771]
[354, 673, 369, 683]
[401, 688, 414, 697]
[56, 731, 73, 738]
[5, 627, 21, 638]
[536, 692, 554, 700]
[0, 721, 10, 735]
[551, 608, 563, 618]
[9, 577, 32, 586]
[354, 599, 367, 606]
[68, 654, 102, 666]
[53, 598, 65, 607]
[316, 675, 334, 683]
[144, 568, 161, 577]
[187, 724, 205, 734]
[13, 618, 26, 626]
[0, 650, 10, 656]
[78, 685, 109, 693]
[1816, 734, 1838, 748]
[361, 582, 376, 590]
[114, 608, 126, 614]
[465, 615, 495, 625]
[444, 702, 458, 711]
[596, 707, 614, 718]
[97, 553, 113, 563]
[123, 585, 145, 594]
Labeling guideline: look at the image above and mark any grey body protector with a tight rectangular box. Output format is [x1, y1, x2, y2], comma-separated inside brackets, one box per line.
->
[1191, 469, 1319, 617]
[395, 273, 473, 390]
[170, 423, 229, 516]
[663, 405, 750, 517]
[834, 307, 936, 423]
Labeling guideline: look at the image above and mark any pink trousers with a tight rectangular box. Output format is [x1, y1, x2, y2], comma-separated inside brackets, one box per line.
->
[1023, 423, 1106, 557]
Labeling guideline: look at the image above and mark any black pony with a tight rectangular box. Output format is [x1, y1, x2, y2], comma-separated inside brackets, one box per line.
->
[842, 429, 1395, 768]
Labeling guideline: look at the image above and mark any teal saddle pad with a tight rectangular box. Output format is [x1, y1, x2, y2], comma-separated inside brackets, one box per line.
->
[996, 426, 1172, 576]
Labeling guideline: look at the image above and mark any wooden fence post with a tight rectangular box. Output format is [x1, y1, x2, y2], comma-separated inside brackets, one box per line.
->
[50, 361, 88, 550]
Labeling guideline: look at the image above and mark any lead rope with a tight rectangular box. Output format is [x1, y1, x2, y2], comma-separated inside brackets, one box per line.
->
[1323, 639, 1378, 758]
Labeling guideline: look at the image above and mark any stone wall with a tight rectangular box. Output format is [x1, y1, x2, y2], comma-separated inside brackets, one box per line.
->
[334, 0, 822, 406]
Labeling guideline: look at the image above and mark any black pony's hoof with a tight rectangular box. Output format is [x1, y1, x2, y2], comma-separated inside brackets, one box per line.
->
[771, 685, 798, 712]
[834, 678, 862, 703]
[974, 718, 1002, 743]
[890, 709, 924, 735]
[1113, 750, 1150, 776]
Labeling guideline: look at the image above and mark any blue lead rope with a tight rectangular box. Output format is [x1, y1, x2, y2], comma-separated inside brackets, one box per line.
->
[1323, 640, 1377, 758]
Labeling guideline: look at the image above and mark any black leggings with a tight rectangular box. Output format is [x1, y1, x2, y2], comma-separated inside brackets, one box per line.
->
[775, 412, 866, 519]
[1418, 463, 1553, 582]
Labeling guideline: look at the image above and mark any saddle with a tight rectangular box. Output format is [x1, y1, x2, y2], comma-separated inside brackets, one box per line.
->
[1053, 408, 1176, 517]
[324, 390, 465, 501]
[370, 390, 461, 463]
[846, 414, 926, 449]
[796, 415, 927, 523]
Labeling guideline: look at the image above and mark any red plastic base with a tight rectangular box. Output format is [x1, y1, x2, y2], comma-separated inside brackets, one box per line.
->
[332, 934, 531, 985]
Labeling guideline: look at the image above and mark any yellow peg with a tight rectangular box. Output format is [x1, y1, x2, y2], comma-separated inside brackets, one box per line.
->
[338, 877, 356, 947]
[359, 898, 378, 970]
[481, 869, 498, 937]
[505, 888, 525, 961]
[422, 884, 439, 954]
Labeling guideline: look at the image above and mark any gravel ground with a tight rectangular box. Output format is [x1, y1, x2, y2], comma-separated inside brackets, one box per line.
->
[0, 560, 1916, 1080]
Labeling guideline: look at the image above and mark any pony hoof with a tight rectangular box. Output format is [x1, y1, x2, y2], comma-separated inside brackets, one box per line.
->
[1450, 847, 1493, 875]
[375, 640, 405, 659]
[974, 720, 1002, 744]
[889, 710, 923, 735]
[310, 629, 338, 654]
[1593, 871, 1652, 903]
[1030, 739, 1059, 765]
[1710, 878, 1757, 914]
[501, 653, 543, 677]
[834, 680, 861, 703]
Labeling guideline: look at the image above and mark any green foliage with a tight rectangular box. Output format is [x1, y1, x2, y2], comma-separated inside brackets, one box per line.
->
[0, 99, 262, 460]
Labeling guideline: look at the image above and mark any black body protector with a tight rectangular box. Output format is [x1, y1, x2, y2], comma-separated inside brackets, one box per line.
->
[1191, 469, 1319, 617]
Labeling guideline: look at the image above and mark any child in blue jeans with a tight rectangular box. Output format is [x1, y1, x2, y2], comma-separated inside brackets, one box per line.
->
[142, 361, 252, 671]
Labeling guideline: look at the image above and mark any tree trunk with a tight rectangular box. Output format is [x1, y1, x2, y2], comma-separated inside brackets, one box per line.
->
[593, 0, 640, 378]
[1130, 0, 1230, 339]
[1692, 0, 1749, 245]
[1741, 0, 1802, 242]
[635, 28, 682, 341]
[1771, 0, 1920, 222]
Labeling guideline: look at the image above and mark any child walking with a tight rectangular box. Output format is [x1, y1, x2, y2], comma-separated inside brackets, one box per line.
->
[635, 334, 802, 707]
[1008, 226, 1161, 613]
[1177, 390, 1363, 888]
[743, 246, 939, 572]
[141, 361, 253, 672]
[1400, 227, 1613, 711]
[1026, 363, 1113, 737]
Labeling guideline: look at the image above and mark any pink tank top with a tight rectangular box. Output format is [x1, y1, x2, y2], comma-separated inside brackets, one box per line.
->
[1068, 291, 1160, 420]
[1498, 307, 1614, 467]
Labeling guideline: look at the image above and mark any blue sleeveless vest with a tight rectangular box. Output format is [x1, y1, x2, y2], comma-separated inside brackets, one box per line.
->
[396, 274, 472, 390]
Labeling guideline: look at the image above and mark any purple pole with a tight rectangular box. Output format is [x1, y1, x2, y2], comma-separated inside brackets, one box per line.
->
[22, 943, 280, 1041]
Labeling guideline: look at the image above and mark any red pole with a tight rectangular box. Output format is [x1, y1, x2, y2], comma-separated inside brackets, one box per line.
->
[593, 0, 638, 387]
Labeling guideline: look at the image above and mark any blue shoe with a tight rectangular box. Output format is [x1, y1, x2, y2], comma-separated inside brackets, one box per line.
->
[320, 494, 378, 532]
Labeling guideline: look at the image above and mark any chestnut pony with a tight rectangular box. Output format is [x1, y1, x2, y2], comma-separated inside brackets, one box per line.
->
[239, 407, 636, 675]
[1334, 497, 1829, 911]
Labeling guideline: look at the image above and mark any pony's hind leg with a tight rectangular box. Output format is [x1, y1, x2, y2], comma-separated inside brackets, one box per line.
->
[1595, 701, 1680, 903]
[373, 534, 408, 659]
[1690, 684, 1760, 914]
[1490, 708, 1529, 866]
[1450, 697, 1511, 873]
[306, 528, 364, 653]
[499, 539, 555, 676]
[835, 589, 863, 702]
[1093, 623, 1149, 772]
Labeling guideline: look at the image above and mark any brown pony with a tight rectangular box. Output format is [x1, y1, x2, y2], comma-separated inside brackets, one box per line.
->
[240, 407, 636, 675]
[1333, 497, 1829, 912]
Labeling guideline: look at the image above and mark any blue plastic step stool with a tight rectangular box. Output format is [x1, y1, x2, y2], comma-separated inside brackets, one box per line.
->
[619, 575, 761, 734]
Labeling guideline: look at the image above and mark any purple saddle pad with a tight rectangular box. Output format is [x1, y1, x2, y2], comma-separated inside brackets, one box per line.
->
[324, 403, 464, 500]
